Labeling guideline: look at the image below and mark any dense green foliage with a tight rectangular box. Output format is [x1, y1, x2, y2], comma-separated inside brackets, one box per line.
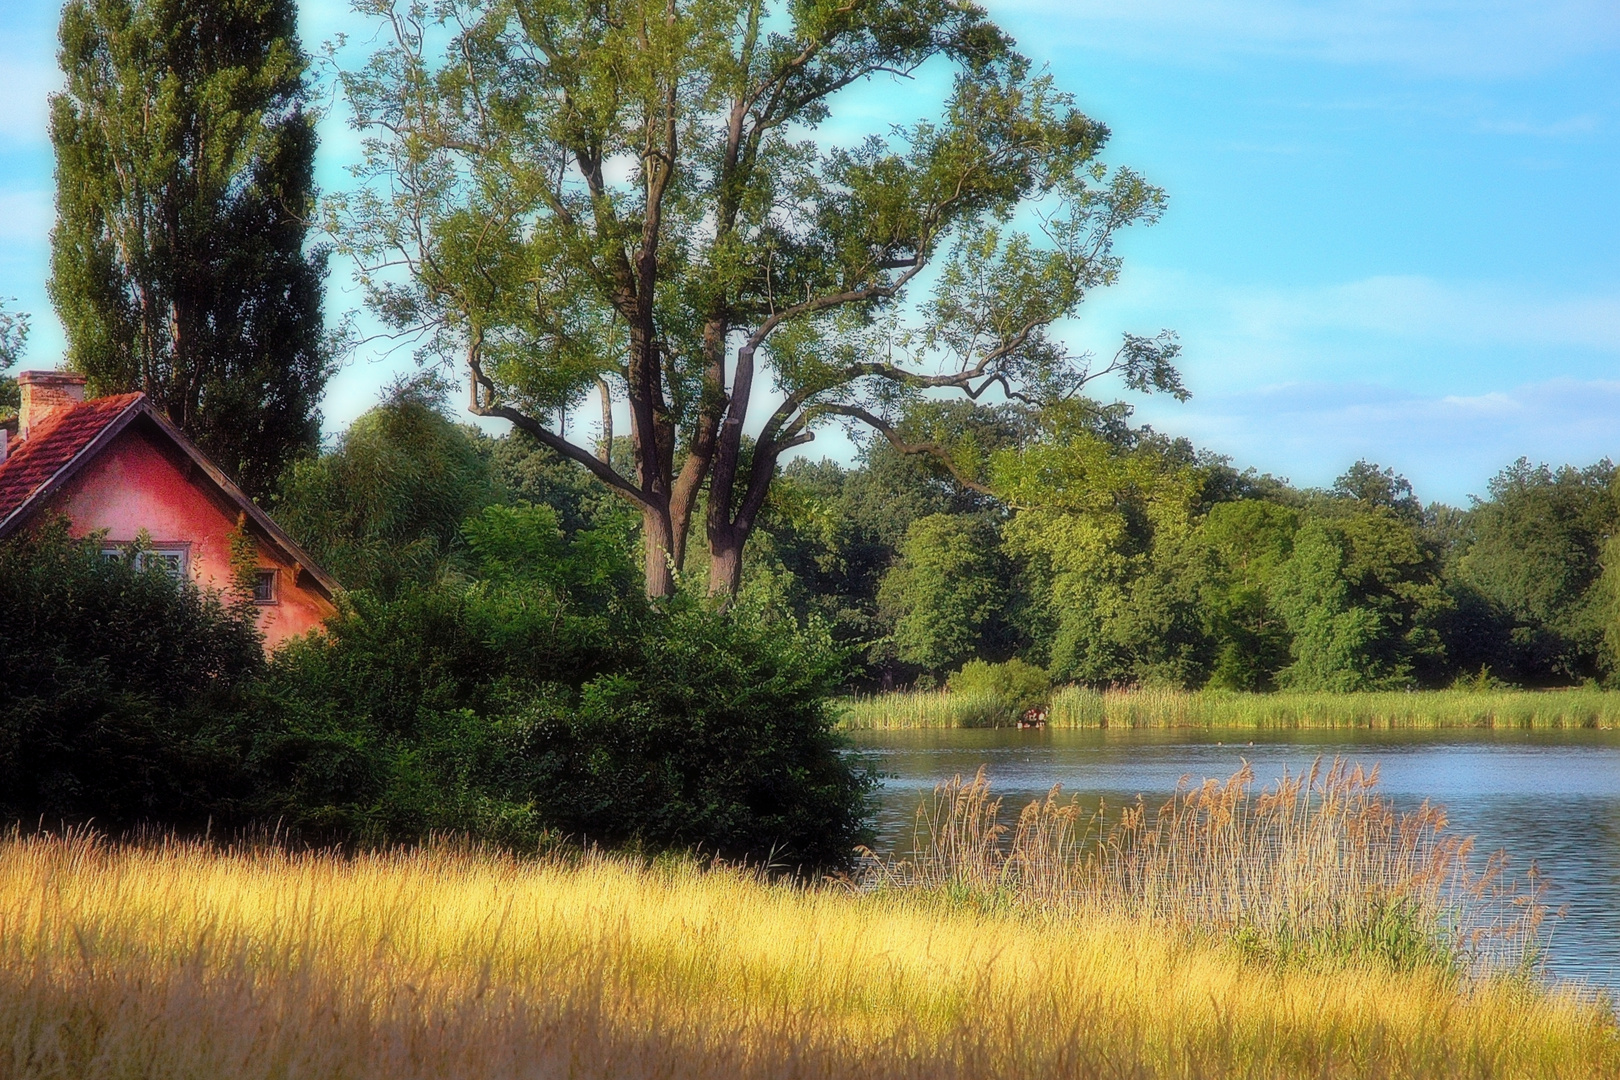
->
[737, 403, 1620, 693]
[879, 514, 1015, 676]
[48, 0, 330, 497]
[273, 377, 501, 597]
[1451, 460, 1618, 683]
[0, 523, 264, 829]
[0, 468, 872, 869]
[333, 0, 1178, 597]
[259, 576, 868, 869]
[266, 390, 868, 865]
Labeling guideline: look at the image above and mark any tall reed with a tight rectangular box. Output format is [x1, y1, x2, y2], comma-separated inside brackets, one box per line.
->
[838, 687, 1015, 728]
[837, 686, 1620, 729]
[867, 759, 1549, 974]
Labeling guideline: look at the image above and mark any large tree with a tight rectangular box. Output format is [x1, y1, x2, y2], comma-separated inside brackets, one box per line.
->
[1454, 458, 1618, 683]
[335, 0, 1181, 597]
[49, 0, 331, 498]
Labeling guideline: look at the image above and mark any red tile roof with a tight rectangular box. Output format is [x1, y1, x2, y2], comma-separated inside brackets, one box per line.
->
[0, 393, 144, 525]
[0, 391, 340, 597]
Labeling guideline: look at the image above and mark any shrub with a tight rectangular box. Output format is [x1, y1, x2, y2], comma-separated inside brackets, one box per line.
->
[0, 522, 263, 829]
[947, 658, 1051, 724]
[0, 514, 874, 871]
[253, 517, 874, 870]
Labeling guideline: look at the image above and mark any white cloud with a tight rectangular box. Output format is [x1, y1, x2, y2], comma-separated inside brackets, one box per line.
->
[1474, 113, 1603, 137]
[1065, 266, 1620, 498]
[994, 0, 1620, 77]
[1072, 266, 1620, 397]
[1241, 275, 1620, 352]
[1132, 377, 1620, 501]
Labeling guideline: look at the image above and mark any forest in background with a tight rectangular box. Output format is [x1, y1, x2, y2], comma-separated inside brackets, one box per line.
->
[278, 376, 1620, 697]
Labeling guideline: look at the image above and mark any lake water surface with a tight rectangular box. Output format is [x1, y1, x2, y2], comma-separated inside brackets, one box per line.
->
[847, 727, 1620, 994]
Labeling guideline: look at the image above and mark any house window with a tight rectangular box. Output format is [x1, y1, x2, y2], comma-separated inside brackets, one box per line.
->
[252, 569, 278, 604]
[145, 548, 188, 578]
[100, 544, 189, 578]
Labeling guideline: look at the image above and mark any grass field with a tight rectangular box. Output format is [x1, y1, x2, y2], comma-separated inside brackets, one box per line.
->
[0, 826, 1614, 1079]
[837, 686, 1620, 730]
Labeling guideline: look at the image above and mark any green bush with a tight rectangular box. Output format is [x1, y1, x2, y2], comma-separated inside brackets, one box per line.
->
[1, 510, 873, 870]
[946, 658, 1051, 724]
[0, 522, 263, 829]
[253, 512, 874, 870]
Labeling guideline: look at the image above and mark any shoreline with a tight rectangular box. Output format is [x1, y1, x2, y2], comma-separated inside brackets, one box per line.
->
[835, 687, 1620, 731]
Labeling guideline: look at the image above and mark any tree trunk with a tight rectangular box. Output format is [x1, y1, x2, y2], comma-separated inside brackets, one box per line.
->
[708, 524, 744, 598]
[643, 504, 677, 598]
[596, 377, 613, 463]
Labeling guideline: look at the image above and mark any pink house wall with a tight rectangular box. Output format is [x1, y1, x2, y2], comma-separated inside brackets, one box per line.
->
[44, 421, 334, 650]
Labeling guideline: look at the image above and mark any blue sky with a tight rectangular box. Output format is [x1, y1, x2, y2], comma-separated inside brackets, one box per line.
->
[1, 0, 1617, 505]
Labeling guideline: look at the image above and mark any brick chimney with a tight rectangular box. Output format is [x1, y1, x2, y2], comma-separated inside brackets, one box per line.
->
[17, 371, 88, 442]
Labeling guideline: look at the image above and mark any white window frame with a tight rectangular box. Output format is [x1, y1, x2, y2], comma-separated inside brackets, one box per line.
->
[100, 542, 191, 579]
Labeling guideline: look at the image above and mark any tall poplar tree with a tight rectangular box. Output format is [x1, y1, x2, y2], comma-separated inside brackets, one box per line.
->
[48, 0, 331, 498]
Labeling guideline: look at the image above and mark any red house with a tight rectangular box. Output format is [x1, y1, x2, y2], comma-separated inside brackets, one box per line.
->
[0, 371, 338, 651]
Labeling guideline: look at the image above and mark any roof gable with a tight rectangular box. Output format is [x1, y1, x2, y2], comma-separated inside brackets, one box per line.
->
[0, 393, 339, 598]
[0, 393, 143, 528]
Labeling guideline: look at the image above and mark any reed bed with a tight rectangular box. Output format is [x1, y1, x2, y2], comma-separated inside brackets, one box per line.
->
[866, 759, 1546, 974]
[837, 687, 1015, 728]
[837, 686, 1620, 729]
[0, 832, 1614, 1078]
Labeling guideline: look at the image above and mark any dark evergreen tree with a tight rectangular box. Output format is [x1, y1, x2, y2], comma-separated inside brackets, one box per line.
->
[48, 0, 330, 498]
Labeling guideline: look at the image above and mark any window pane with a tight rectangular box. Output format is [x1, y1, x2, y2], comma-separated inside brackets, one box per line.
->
[253, 570, 277, 603]
[136, 548, 188, 578]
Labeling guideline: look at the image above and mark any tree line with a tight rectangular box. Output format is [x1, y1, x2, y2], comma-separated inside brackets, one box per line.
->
[764, 406, 1620, 692]
[275, 382, 1620, 694]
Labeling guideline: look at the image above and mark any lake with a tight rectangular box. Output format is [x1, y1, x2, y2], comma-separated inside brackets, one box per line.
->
[847, 727, 1620, 994]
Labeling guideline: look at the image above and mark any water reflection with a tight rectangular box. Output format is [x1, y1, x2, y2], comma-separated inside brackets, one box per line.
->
[849, 727, 1620, 993]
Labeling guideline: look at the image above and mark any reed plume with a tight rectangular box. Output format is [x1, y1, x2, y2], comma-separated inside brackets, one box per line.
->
[869, 758, 1550, 973]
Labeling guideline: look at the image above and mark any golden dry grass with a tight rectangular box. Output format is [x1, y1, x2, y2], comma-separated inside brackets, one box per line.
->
[0, 833, 1614, 1078]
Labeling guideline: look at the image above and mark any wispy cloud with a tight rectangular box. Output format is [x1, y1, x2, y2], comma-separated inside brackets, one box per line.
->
[1233, 275, 1620, 352]
[1072, 266, 1620, 498]
[1138, 377, 1620, 501]
[1078, 267, 1620, 395]
[997, 0, 1620, 77]
[1474, 113, 1603, 137]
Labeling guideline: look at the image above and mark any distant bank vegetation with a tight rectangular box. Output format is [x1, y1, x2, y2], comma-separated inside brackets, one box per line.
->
[839, 684, 1620, 730]
[745, 407, 1620, 698]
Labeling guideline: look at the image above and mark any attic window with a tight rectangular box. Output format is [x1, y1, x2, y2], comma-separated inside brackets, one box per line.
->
[253, 569, 278, 604]
[101, 544, 189, 578]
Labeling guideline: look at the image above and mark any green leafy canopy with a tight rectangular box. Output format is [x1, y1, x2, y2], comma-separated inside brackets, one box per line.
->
[332, 0, 1179, 595]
